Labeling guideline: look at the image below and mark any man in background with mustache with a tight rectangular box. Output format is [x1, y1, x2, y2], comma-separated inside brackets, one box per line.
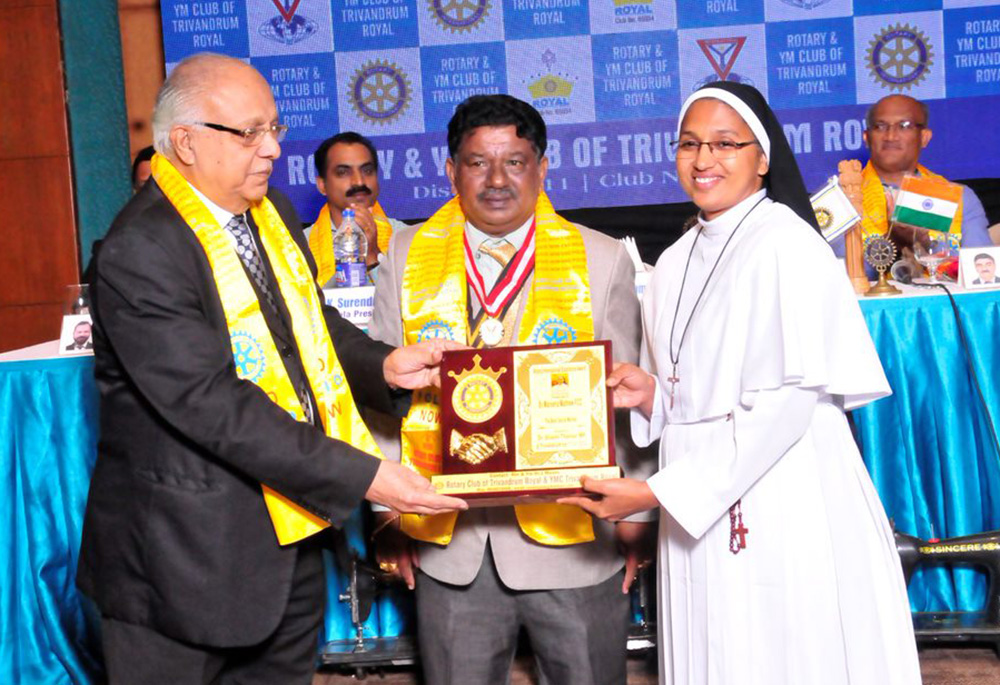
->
[308, 132, 408, 284]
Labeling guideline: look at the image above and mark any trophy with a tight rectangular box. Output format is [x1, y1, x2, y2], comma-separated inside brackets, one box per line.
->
[863, 233, 902, 297]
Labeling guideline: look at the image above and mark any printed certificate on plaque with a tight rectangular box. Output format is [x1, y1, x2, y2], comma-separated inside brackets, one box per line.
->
[433, 341, 619, 505]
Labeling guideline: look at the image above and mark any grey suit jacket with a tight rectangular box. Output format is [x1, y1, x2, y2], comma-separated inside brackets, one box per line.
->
[369, 219, 656, 591]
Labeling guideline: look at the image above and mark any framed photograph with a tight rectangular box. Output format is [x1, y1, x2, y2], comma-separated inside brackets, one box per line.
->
[959, 246, 1000, 290]
[59, 313, 94, 356]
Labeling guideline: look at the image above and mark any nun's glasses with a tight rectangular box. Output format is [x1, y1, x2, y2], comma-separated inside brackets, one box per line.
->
[670, 139, 759, 160]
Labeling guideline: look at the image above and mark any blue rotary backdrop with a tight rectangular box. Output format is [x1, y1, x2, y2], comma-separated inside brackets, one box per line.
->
[161, 0, 1000, 223]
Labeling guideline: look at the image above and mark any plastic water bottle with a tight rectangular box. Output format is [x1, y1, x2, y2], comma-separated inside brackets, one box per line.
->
[332, 208, 368, 287]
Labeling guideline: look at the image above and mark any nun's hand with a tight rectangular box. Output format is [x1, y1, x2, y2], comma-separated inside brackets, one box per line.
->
[558, 476, 658, 522]
[607, 363, 655, 417]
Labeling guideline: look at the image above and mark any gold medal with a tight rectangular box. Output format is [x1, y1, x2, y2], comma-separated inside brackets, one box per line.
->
[480, 316, 505, 347]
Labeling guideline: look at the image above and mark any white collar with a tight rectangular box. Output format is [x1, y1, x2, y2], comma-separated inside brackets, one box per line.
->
[190, 184, 245, 229]
[698, 189, 769, 238]
[464, 214, 534, 252]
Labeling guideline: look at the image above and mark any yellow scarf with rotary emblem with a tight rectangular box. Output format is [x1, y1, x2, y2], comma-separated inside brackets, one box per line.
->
[151, 154, 384, 546]
[397, 192, 596, 546]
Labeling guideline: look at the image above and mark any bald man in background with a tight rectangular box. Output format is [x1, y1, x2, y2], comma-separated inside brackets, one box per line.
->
[830, 94, 991, 262]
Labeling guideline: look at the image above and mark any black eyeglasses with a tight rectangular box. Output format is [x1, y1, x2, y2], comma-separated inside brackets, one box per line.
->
[671, 139, 759, 160]
[195, 122, 289, 146]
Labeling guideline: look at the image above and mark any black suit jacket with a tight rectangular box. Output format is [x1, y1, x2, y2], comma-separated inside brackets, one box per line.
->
[77, 180, 400, 648]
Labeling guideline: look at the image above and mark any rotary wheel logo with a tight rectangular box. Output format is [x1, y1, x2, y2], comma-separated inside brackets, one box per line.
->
[530, 317, 577, 345]
[863, 234, 897, 272]
[231, 332, 266, 382]
[814, 206, 832, 231]
[448, 354, 506, 424]
[429, 0, 491, 33]
[867, 24, 934, 92]
[454, 376, 501, 423]
[418, 318, 456, 342]
[350, 60, 412, 125]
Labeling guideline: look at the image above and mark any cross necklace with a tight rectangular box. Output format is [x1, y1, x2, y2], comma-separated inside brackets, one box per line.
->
[666, 196, 765, 410]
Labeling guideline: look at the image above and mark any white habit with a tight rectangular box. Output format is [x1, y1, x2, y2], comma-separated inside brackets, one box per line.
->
[633, 190, 921, 684]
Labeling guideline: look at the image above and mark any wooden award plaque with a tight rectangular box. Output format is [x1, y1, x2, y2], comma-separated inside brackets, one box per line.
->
[434, 341, 620, 506]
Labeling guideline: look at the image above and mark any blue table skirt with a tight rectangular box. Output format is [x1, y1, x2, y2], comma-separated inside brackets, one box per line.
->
[9, 287, 1000, 682]
[1, 357, 103, 684]
[856, 289, 1000, 613]
[0, 355, 403, 684]
[320, 510, 412, 642]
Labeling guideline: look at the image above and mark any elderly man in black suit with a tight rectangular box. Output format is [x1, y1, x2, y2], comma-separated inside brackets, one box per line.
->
[77, 52, 465, 684]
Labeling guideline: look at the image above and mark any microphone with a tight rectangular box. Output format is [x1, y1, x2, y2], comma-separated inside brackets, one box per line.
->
[890, 260, 915, 285]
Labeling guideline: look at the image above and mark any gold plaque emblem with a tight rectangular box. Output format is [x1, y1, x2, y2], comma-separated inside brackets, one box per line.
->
[448, 354, 507, 424]
[450, 428, 508, 465]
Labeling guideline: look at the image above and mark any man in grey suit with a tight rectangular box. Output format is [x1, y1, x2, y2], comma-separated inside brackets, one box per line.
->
[368, 94, 655, 685]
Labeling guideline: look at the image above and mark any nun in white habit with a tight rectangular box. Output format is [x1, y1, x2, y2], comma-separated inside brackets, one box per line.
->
[560, 82, 921, 684]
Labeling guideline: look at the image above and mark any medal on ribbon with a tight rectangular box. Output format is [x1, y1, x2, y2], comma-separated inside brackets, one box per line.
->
[465, 226, 536, 348]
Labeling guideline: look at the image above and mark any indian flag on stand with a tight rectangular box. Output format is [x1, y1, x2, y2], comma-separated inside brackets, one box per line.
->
[892, 176, 962, 234]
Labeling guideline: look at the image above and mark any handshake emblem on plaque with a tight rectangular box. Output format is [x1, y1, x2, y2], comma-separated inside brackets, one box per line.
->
[450, 429, 508, 466]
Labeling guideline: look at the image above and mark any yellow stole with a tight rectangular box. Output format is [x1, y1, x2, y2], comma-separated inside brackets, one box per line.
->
[307, 202, 393, 285]
[860, 161, 963, 237]
[398, 192, 596, 546]
[151, 154, 384, 545]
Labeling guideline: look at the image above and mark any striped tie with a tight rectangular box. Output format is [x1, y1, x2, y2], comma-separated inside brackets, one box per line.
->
[225, 214, 313, 424]
[226, 214, 278, 315]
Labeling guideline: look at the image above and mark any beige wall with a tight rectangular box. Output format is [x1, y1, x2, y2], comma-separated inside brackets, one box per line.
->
[119, 0, 165, 156]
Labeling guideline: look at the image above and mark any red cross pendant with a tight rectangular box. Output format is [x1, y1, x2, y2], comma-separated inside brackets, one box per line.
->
[729, 500, 748, 555]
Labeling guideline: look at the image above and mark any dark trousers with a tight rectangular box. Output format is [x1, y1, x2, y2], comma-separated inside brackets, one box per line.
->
[416, 547, 629, 685]
[101, 545, 324, 685]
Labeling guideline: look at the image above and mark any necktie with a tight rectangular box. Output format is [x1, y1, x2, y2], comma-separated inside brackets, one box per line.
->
[479, 238, 517, 268]
[477, 239, 517, 291]
[472, 238, 522, 348]
[225, 214, 313, 423]
[226, 214, 279, 315]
